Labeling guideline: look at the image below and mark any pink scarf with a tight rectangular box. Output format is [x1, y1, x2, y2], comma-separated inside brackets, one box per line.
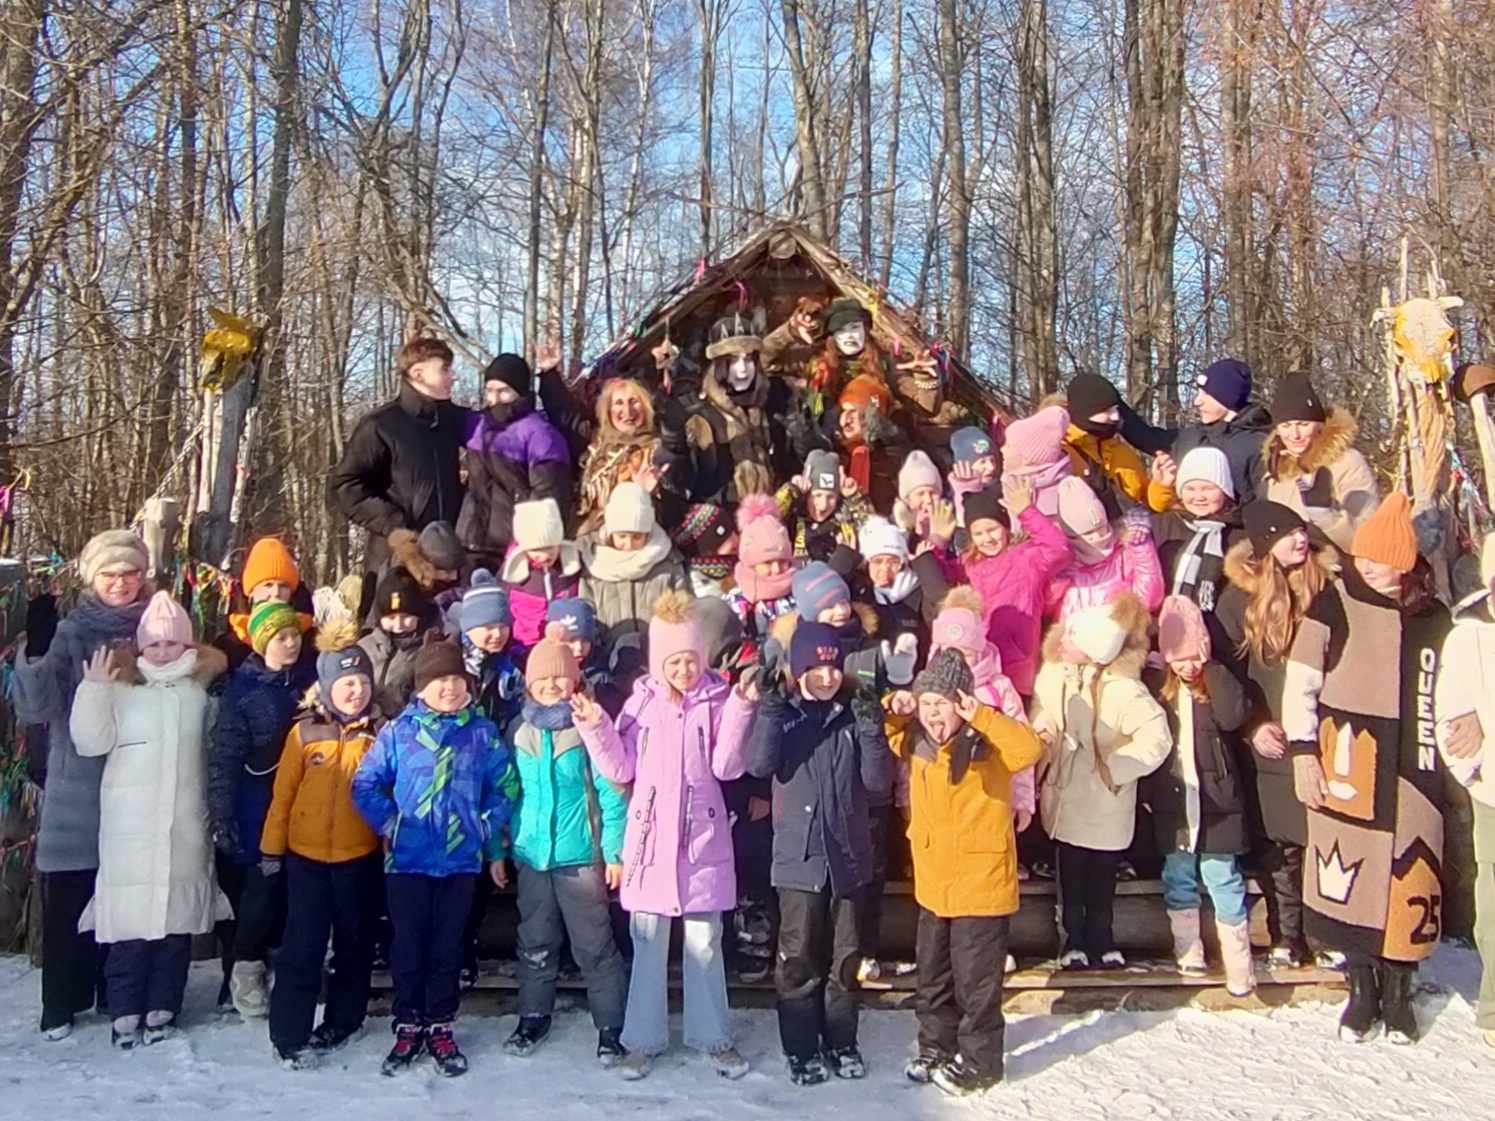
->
[733, 559, 796, 604]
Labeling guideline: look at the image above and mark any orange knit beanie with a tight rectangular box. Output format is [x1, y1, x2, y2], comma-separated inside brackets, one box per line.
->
[243, 537, 301, 594]
[1350, 492, 1418, 572]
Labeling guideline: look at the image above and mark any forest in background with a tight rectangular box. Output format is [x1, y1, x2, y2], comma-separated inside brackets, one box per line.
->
[0, 0, 1491, 582]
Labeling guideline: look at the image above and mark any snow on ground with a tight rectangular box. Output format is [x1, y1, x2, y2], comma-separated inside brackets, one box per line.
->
[1, 949, 1491, 1121]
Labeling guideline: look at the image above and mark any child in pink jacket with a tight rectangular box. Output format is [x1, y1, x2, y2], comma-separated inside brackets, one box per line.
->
[1046, 477, 1164, 621]
[501, 498, 581, 648]
[572, 590, 759, 1082]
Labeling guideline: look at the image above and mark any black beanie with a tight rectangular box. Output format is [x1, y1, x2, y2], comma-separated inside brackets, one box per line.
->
[1066, 373, 1122, 422]
[962, 485, 1010, 530]
[1272, 377, 1327, 423]
[483, 353, 533, 398]
[375, 565, 429, 621]
[1242, 500, 1307, 558]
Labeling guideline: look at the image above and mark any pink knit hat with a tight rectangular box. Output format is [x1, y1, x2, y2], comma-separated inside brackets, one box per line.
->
[1158, 595, 1211, 663]
[1002, 406, 1070, 467]
[931, 604, 983, 657]
[648, 591, 708, 682]
[1055, 476, 1108, 537]
[733, 493, 797, 603]
[137, 591, 192, 649]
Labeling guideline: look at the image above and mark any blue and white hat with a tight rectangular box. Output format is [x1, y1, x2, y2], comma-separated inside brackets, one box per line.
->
[460, 568, 512, 630]
[545, 596, 598, 642]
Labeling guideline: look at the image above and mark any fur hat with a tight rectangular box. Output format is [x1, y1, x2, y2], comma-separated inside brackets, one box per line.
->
[604, 482, 656, 538]
[460, 568, 512, 631]
[673, 503, 734, 558]
[1064, 602, 1128, 665]
[526, 621, 583, 687]
[858, 517, 908, 563]
[546, 596, 598, 642]
[792, 562, 851, 619]
[1056, 477, 1108, 537]
[912, 648, 974, 700]
[1272, 376, 1327, 424]
[1242, 500, 1307, 558]
[962, 486, 1009, 531]
[822, 297, 871, 336]
[242, 537, 300, 595]
[1351, 491, 1418, 573]
[512, 498, 566, 551]
[137, 591, 192, 649]
[950, 427, 995, 468]
[1200, 359, 1252, 413]
[483, 353, 533, 398]
[80, 529, 149, 586]
[1002, 406, 1070, 467]
[248, 600, 301, 656]
[1158, 595, 1211, 663]
[803, 450, 842, 494]
[790, 620, 845, 679]
[412, 634, 467, 696]
[649, 590, 707, 683]
[898, 450, 942, 501]
[931, 587, 985, 657]
[1175, 447, 1235, 500]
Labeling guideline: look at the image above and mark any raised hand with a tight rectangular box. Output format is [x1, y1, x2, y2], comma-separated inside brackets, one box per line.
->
[1003, 475, 1034, 517]
[535, 337, 562, 373]
[633, 445, 668, 494]
[888, 690, 916, 717]
[928, 498, 958, 544]
[954, 690, 980, 723]
[790, 304, 819, 345]
[82, 647, 120, 684]
[839, 467, 861, 499]
[735, 676, 761, 704]
[570, 692, 604, 728]
[1152, 450, 1178, 489]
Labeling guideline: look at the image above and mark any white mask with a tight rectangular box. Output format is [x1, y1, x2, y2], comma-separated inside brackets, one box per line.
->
[726, 354, 758, 392]
[833, 322, 867, 357]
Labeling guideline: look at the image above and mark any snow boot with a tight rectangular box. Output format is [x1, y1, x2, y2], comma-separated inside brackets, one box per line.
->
[1097, 950, 1127, 970]
[596, 1027, 625, 1067]
[932, 1057, 998, 1097]
[1338, 964, 1382, 1043]
[275, 1043, 321, 1071]
[42, 1022, 73, 1042]
[427, 1022, 468, 1076]
[230, 960, 270, 1019]
[905, 1047, 951, 1084]
[1058, 949, 1090, 970]
[826, 1045, 866, 1079]
[381, 1023, 426, 1075]
[1380, 962, 1420, 1045]
[503, 1015, 552, 1057]
[142, 1012, 178, 1046]
[310, 1021, 363, 1054]
[1268, 941, 1308, 969]
[709, 1046, 750, 1079]
[787, 1052, 830, 1086]
[1216, 917, 1257, 997]
[1168, 909, 1207, 977]
[111, 1016, 142, 1051]
[617, 1050, 653, 1080]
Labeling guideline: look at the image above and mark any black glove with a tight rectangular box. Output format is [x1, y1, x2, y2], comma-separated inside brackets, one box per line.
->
[1298, 467, 1335, 510]
[23, 594, 59, 659]
[212, 821, 241, 856]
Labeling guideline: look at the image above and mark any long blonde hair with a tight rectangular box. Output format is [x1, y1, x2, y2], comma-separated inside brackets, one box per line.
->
[1237, 547, 1332, 666]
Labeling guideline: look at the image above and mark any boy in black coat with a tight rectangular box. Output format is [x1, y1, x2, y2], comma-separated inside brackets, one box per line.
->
[745, 621, 893, 1087]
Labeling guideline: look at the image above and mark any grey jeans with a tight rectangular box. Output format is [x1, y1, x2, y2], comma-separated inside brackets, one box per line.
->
[622, 911, 733, 1056]
[1474, 800, 1495, 1030]
[516, 862, 627, 1031]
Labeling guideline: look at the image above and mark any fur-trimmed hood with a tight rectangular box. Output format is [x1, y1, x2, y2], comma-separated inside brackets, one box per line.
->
[1221, 537, 1340, 596]
[1040, 590, 1151, 678]
[111, 641, 228, 687]
[767, 602, 879, 684]
[1264, 407, 1357, 483]
[389, 529, 439, 591]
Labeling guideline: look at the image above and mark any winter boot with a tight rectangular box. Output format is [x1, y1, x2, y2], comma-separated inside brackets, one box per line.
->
[309, 1021, 364, 1054]
[275, 1042, 320, 1071]
[427, 1022, 468, 1076]
[503, 1015, 552, 1057]
[932, 1057, 999, 1097]
[905, 1046, 951, 1084]
[617, 1050, 653, 1080]
[709, 1046, 750, 1079]
[1058, 949, 1090, 970]
[1097, 950, 1127, 969]
[381, 1023, 426, 1076]
[1168, 909, 1207, 977]
[142, 1011, 178, 1046]
[111, 1016, 142, 1051]
[1338, 964, 1382, 1043]
[596, 1027, 625, 1067]
[230, 960, 270, 1019]
[1267, 941, 1308, 969]
[1215, 917, 1257, 997]
[787, 1052, 831, 1086]
[1379, 962, 1420, 1045]
[826, 1045, 866, 1079]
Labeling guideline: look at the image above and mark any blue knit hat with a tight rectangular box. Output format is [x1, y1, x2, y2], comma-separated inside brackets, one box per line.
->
[317, 643, 374, 703]
[545, 596, 598, 642]
[790, 621, 845, 679]
[1200, 359, 1252, 413]
[460, 568, 512, 630]
[950, 427, 995, 468]
[791, 562, 850, 619]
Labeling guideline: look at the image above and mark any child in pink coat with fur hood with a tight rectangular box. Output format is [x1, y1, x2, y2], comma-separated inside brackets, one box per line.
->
[1046, 477, 1164, 621]
[572, 591, 760, 1081]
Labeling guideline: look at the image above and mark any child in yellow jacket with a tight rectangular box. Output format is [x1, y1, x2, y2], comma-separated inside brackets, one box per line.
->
[884, 649, 1042, 1098]
[261, 624, 384, 1069]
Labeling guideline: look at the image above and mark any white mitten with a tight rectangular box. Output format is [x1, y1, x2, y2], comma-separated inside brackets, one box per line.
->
[882, 633, 919, 686]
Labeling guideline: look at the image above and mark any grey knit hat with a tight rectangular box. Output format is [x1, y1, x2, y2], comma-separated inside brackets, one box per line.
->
[803, 450, 841, 494]
[911, 648, 974, 700]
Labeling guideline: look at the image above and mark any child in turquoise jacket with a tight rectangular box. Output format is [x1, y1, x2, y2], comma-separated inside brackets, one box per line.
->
[499, 622, 629, 1064]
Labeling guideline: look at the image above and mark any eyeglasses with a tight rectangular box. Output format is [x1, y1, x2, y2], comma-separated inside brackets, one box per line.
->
[98, 570, 143, 587]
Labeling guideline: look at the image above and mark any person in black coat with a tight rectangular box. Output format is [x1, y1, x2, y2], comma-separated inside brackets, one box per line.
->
[745, 621, 893, 1087]
[329, 337, 469, 572]
[1119, 358, 1272, 504]
[1144, 596, 1257, 997]
[1151, 446, 1247, 615]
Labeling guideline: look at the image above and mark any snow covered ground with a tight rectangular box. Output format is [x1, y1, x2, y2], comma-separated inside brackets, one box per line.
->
[1, 949, 1491, 1120]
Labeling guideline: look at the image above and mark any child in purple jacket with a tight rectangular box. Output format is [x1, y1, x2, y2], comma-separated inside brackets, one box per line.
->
[572, 590, 759, 1082]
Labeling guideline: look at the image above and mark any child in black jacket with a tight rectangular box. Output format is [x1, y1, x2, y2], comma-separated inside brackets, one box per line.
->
[745, 621, 892, 1087]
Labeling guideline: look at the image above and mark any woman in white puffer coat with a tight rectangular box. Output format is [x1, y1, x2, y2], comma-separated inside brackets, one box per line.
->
[70, 591, 229, 1050]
